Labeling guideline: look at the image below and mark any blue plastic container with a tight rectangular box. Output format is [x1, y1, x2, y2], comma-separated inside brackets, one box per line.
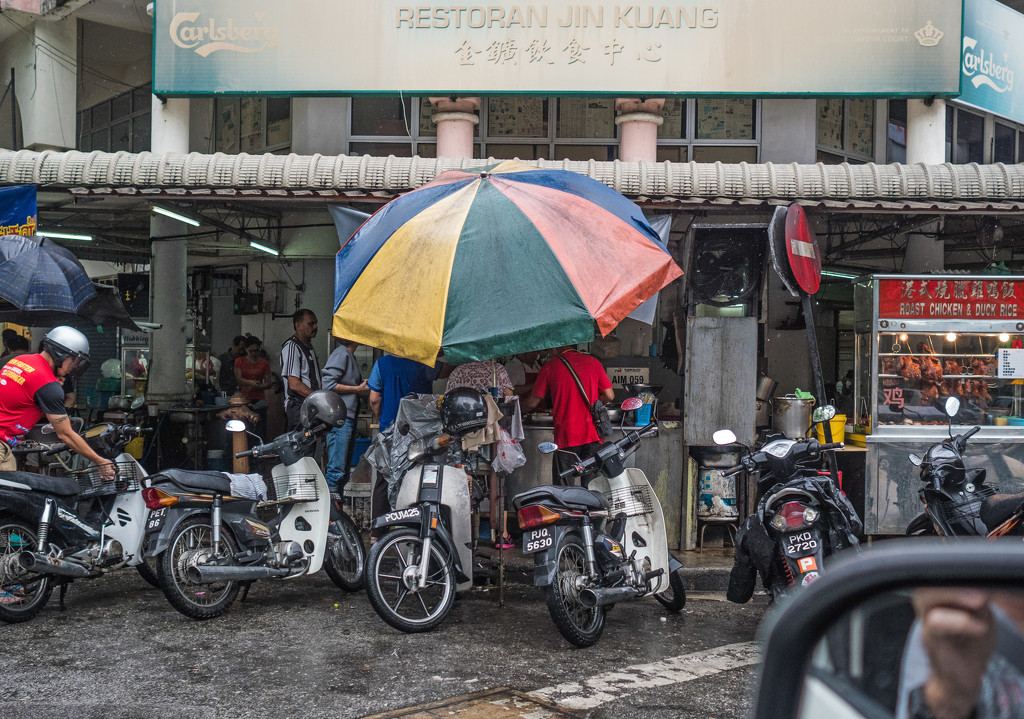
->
[351, 438, 372, 466]
[636, 404, 653, 425]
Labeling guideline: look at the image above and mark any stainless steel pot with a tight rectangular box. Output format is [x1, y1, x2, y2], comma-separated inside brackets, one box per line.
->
[756, 376, 778, 402]
[107, 395, 130, 409]
[771, 395, 815, 439]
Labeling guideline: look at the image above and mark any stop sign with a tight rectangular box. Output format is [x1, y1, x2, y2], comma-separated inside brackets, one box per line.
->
[784, 204, 821, 295]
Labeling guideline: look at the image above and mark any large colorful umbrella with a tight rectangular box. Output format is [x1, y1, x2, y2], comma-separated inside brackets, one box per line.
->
[332, 161, 683, 366]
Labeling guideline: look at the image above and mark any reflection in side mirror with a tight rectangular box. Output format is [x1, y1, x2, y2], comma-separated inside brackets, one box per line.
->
[713, 429, 737, 446]
[130, 396, 145, 411]
[812, 405, 836, 423]
[620, 397, 643, 412]
[538, 442, 558, 455]
[225, 419, 246, 433]
[945, 396, 961, 418]
[908, 453, 923, 467]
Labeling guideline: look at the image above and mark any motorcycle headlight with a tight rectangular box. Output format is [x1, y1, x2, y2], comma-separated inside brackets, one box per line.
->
[406, 439, 428, 462]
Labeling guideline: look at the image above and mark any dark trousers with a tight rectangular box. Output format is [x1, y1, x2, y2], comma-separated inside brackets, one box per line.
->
[552, 441, 603, 488]
[370, 474, 391, 540]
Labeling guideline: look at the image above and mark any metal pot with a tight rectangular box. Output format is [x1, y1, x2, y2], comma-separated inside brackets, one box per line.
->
[771, 395, 815, 439]
[756, 376, 778, 402]
[107, 395, 130, 409]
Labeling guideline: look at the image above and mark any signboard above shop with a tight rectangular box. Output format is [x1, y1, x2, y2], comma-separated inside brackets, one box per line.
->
[153, 0, 962, 96]
[877, 278, 1024, 321]
[958, 0, 1024, 125]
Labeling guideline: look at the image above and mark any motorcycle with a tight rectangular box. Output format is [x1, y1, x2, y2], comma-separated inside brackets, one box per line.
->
[512, 396, 687, 648]
[142, 390, 365, 620]
[906, 396, 1024, 538]
[720, 408, 862, 604]
[364, 389, 479, 634]
[0, 398, 154, 623]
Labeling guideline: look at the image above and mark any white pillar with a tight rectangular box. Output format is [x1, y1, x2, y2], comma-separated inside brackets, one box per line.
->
[429, 97, 480, 159]
[147, 96, 191, 403]
[615, 98, 664, 163]
[906, 99, 946, 165]
[21, 19, 76, 150]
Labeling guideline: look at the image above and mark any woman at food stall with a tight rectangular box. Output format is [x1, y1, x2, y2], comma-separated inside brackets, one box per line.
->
[235, 336, 271, 436]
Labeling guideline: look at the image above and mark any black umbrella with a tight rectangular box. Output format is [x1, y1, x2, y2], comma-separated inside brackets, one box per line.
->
[0, 235, 97, 313]
[0, 283, 144, 331]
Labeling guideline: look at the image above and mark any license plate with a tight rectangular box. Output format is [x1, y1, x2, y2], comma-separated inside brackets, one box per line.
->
[784, 531, 819, 556]
[145, 508, 167, 533]
[383, 507, 420, 523]
[524, 528, 554, 553]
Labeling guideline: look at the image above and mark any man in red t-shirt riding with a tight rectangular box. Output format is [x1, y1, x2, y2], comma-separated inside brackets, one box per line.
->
[522, 346, 614, 487]
[0, 326, 113, 479]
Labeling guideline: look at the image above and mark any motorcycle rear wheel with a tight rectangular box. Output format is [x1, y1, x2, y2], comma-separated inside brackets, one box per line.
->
[324, 511, 365, 591]
[653, 566, 687, 613]
[157, 516, 240, 620]
[136, 558, 160, 587]
[545, 532, 605, 647]
[0, 516, 54, 624]
[365, 527, 455, 633]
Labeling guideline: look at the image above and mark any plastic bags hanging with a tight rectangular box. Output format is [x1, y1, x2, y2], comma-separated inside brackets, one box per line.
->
[492, 427, 526, 475]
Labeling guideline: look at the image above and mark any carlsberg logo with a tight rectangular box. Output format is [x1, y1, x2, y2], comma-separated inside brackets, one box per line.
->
[170, 12, 278, 57]
[962, 36, 1014, 93]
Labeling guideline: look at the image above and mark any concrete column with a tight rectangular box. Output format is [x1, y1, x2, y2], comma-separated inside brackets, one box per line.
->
[148, 95, 191, 402]
[903, 224, 945, 274]
[906, 98, 946, 165]
[21, 19, 76, 150]
[615, 98, 664, 163]
[429, 97, 480, 159]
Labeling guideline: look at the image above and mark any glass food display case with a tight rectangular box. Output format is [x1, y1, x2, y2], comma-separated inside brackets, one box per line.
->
[854, 275, 1024, 533]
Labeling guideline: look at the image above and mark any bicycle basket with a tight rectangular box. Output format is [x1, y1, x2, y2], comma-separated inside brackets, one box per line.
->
[605, 484, 655, 517]
[71, 460, 144, 498]
[270, 473, 319, 503]
[933, 484, 996, 534]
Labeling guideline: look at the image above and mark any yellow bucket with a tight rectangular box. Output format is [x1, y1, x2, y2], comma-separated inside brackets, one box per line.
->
[814, 414, 847, 444]
[126, 435, 145, 460]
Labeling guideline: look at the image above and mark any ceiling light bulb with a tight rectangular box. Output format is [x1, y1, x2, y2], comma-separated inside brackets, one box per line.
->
[1000, 333, 1011, 343]
[899, 333, 908, 342]
[946, 333, 957, 342]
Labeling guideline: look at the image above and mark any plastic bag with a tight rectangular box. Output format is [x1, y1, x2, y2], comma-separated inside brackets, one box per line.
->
[492, 427, 526, 474]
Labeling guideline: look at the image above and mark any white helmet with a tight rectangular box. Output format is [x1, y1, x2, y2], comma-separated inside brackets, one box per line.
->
[41, 326, 91, 379]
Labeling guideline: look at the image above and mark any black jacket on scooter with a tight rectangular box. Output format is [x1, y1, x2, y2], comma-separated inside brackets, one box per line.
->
[727, 475, 863, 603]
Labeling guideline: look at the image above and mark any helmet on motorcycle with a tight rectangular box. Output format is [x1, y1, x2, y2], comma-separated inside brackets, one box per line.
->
[40, 326, 91, 380]
[920, 443, 966, 489]
[439, 387, 488, 434]
[299, 389, 347, 429]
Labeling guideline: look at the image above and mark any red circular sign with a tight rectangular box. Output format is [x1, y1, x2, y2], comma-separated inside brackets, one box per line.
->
[784, 205, 821, 295]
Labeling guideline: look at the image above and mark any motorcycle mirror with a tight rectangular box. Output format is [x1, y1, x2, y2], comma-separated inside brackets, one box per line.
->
[225, 419, 246, 433]
[812, 405, 836, 423]
[944, 396, 960, 418]
[908, 453, 923, 467]
[130, 396, 145, 411]
[713, 429, 738, 445]
[538, 442, 559, 454]
[620, 397, 643, 412]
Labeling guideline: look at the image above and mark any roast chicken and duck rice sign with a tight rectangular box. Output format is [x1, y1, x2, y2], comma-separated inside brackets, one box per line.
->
[878, 279, 1024, 321]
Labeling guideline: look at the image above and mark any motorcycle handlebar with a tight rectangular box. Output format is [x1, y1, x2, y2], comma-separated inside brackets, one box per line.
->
[41, 443, 68, 457]
[962, 426, 981, 441]
[722, 464, 745, 477]
[819, 442, 845, 451]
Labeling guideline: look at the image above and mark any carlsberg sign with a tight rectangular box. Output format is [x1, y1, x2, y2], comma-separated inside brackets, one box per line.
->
[959, 0, 1024, 123]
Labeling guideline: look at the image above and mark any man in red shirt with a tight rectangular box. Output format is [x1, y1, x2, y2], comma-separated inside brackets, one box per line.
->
[523, 346, 614, 487]
[0, 326, 113, 478]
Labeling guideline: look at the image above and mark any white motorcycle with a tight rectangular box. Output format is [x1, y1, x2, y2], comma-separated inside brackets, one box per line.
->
[513, 396, 686, 647]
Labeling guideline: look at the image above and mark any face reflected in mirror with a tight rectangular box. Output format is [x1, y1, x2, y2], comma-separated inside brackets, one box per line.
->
[812, 405, 837, 423]
[945, 396, 961, 418]
[713, 429, 737, 446]
[225, 419, 246, 433]
[538, 442, 558, 455]
[802, 587, 1024, 719]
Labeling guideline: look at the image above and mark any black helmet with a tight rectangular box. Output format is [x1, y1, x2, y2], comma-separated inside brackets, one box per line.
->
[41, 326, 91, 380]
[299, 390, 347, 429]
[439, 387, 488, 434]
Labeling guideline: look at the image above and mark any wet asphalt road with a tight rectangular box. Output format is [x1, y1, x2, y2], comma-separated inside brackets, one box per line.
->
[0, 565, 767, 719]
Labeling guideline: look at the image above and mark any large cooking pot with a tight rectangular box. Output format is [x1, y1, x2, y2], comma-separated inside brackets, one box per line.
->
[107, 395, 132, 409]
[771, 395, 815, 439]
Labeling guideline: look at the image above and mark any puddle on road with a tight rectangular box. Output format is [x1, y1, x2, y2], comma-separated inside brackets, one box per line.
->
[361, 687, 581, 718]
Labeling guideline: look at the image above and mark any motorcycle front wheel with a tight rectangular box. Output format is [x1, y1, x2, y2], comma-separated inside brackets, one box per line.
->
[653, 566, 688, 613]
[365, 527, 455, 633]
[324, 511, 365, 591]
[545, 532, 605, 647]
[157, 516, 240, 620]
[0, 516, 54, 624]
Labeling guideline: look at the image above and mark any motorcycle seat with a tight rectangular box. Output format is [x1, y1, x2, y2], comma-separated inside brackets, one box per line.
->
[0, 470, 80, 496]
[980, 493, 1024, 531]
[513, 484, 609, 512]
[151, 469, 231, 495]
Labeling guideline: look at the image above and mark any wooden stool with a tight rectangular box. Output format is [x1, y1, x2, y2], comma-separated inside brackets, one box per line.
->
[697, 517, 738, 553]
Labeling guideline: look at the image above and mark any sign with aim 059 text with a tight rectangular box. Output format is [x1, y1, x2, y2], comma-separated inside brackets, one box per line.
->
[153, 0, 962, 96]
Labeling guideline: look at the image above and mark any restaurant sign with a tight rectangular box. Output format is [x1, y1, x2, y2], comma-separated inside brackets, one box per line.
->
[153, 0, 962, 96]
[878, 278, 1024, 321]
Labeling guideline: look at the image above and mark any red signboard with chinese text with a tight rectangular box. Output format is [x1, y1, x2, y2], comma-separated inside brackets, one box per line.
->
[784, 205, 821, 295]
[878, 278, 1024, 320]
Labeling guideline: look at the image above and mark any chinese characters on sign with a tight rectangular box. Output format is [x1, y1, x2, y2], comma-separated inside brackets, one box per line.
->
[878, 279, 1024, 320]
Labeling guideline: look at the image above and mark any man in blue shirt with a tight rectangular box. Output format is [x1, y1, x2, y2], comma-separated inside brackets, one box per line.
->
[366, 353, 441, 539]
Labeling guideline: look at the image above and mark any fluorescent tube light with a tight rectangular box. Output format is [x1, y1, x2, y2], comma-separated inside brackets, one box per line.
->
[37, 230, 93, 242]
[152, 206, 200, 227]
[249, 241, 279, 256]
[821, 270, 858, 279]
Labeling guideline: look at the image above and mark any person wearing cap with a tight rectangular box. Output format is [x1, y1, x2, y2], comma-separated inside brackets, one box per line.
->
[0, 326, 113, 478]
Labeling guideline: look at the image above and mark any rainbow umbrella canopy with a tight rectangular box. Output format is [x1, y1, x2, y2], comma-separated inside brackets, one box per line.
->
[332, 161, 683, 366]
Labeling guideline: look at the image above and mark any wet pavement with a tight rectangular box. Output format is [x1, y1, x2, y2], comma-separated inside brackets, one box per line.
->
[0, 548, 766, 719]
